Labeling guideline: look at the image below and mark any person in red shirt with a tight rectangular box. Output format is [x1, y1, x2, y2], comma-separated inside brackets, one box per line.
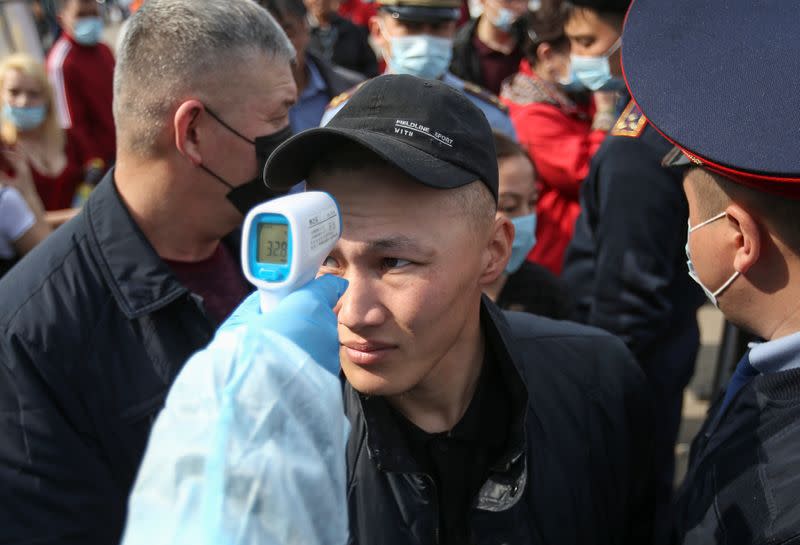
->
[1, 53, 84, 214]
[47, 0, 115, 182]
[500, 5, 615, 275]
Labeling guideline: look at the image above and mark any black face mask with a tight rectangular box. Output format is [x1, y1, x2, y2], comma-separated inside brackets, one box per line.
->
[199, 106, 293, 215]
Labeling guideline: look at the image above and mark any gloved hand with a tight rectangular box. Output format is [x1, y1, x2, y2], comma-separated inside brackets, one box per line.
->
[220, 274, 348, 375]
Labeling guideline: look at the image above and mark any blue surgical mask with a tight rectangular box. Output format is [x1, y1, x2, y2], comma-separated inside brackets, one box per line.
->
[506, 213, 537, 274]
[384, 32, 453, 80]
[570, 38, 624, 91]
[72, 16, 104, 46]
[2, 104, 47, 131]
[686, 211, 740, 308]
[491, 8, 518, 32]
[558, 64, 588, 93]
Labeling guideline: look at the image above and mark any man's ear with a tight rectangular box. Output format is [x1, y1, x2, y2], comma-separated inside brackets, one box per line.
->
[174, 100, 205, 166]
[479, 215, 514, 287]
[368, 15, 386, 46]
[726, 203, 761, 275]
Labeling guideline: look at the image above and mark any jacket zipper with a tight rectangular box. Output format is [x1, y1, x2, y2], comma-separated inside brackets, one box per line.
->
[422, 473, 441, 545]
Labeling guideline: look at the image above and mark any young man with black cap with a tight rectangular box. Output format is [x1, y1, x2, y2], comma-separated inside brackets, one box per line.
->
[622, 1, 800, 543]
[560, 2, 705, 543]
[265, 74, 654, 545]
[320, 0, 517, 138]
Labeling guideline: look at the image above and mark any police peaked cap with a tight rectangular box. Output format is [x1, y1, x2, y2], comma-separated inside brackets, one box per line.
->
[622, 0, 800, 197]
[378, 0, 461, 22]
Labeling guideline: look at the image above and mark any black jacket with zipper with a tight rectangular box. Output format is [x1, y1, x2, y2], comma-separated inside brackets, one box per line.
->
[675, 368, 800, 545]
[0, 171, 248, 545]
[343, 298, 656, 544]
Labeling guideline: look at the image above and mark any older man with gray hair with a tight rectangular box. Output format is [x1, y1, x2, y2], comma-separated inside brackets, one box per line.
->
[0, 1, 296, 543]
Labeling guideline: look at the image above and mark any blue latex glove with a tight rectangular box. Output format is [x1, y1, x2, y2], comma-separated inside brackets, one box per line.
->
[220, 274, 348, 375]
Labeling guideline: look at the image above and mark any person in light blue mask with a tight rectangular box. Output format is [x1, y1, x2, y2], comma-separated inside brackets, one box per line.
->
[56, 0, 105, 46]
[47, 0, 117, 187]
[320, 0, 518, 139]
[483, 130, 570, 318]
[563, 0, 627, 93]
[449, 0, 528, 95]
[560, 4, 707, 544]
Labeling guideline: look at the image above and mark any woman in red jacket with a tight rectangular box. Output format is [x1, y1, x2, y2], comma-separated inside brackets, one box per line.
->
[500, 6, 615, 275]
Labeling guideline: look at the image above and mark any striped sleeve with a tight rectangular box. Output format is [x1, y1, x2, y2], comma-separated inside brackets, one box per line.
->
[47, 38, 73, 129]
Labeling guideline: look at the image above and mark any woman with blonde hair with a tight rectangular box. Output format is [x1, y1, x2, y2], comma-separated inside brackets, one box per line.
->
[0, 53, 83, 224]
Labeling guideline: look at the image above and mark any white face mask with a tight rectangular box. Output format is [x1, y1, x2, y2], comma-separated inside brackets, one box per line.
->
[686, 211, 740, 308]
[379, 22, 453, 80]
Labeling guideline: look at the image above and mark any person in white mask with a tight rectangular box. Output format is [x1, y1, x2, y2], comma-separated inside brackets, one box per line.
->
[450, 0, 528, 95]
[620, 1, 800, 543]
[320, 0, 517, 139]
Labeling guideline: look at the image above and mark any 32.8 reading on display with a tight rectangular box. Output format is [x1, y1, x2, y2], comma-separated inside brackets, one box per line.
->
[257, 223, 289, 264]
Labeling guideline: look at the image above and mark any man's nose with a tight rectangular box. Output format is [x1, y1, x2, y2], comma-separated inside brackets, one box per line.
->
[336, 272, 387, 331]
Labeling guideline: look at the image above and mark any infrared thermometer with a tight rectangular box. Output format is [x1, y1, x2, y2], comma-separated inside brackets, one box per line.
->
[241, 192, 342, 312]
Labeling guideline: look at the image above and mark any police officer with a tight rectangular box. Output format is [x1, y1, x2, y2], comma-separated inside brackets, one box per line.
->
[320, 0, 517, 138]
[621, 1, 800, 543]
[560, 1, 705, 543]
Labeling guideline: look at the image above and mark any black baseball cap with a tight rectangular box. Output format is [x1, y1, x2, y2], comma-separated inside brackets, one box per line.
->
[264, 74, 499, 201]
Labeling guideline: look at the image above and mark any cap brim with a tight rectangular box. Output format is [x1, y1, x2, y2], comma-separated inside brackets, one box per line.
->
[264, 126, 480, 192]
[378, 5, 461, 22]
[661, 145, 692, 168]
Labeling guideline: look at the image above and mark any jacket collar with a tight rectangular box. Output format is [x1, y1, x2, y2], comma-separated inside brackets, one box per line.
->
[85, 170, 190, 319]
[355, 296, 530, 474]
[480, 296, 529, 471]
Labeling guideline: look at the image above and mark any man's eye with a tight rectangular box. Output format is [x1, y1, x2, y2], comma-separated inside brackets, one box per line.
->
[321, 256, 340, 269]
[383, 258, 411, 269]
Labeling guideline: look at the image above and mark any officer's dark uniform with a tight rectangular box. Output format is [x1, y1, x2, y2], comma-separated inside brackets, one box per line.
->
[562, 90, 705, 545]
[319, 0, 517, 139]
[621, 1, 800, 544]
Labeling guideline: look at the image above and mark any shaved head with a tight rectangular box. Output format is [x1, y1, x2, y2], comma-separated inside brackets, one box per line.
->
[686, 168, 800, 252]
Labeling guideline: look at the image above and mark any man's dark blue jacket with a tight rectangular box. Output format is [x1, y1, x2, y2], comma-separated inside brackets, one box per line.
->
[562, 103, 706, 544]
[344, 298, 657, 544]
[0, 172, 242, 544]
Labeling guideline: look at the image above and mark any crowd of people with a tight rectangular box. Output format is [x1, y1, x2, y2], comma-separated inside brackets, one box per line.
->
[1, 0, 798, 544]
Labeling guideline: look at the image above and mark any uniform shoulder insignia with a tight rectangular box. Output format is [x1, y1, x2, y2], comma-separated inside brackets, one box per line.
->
[325, 81, 367, 111]
[461, 81, 509, 114]
[610, 101, 648, 138]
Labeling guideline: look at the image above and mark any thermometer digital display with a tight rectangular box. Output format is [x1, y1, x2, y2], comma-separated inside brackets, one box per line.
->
[241, 192, 342, 311]
[257, 223, 289, 264]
